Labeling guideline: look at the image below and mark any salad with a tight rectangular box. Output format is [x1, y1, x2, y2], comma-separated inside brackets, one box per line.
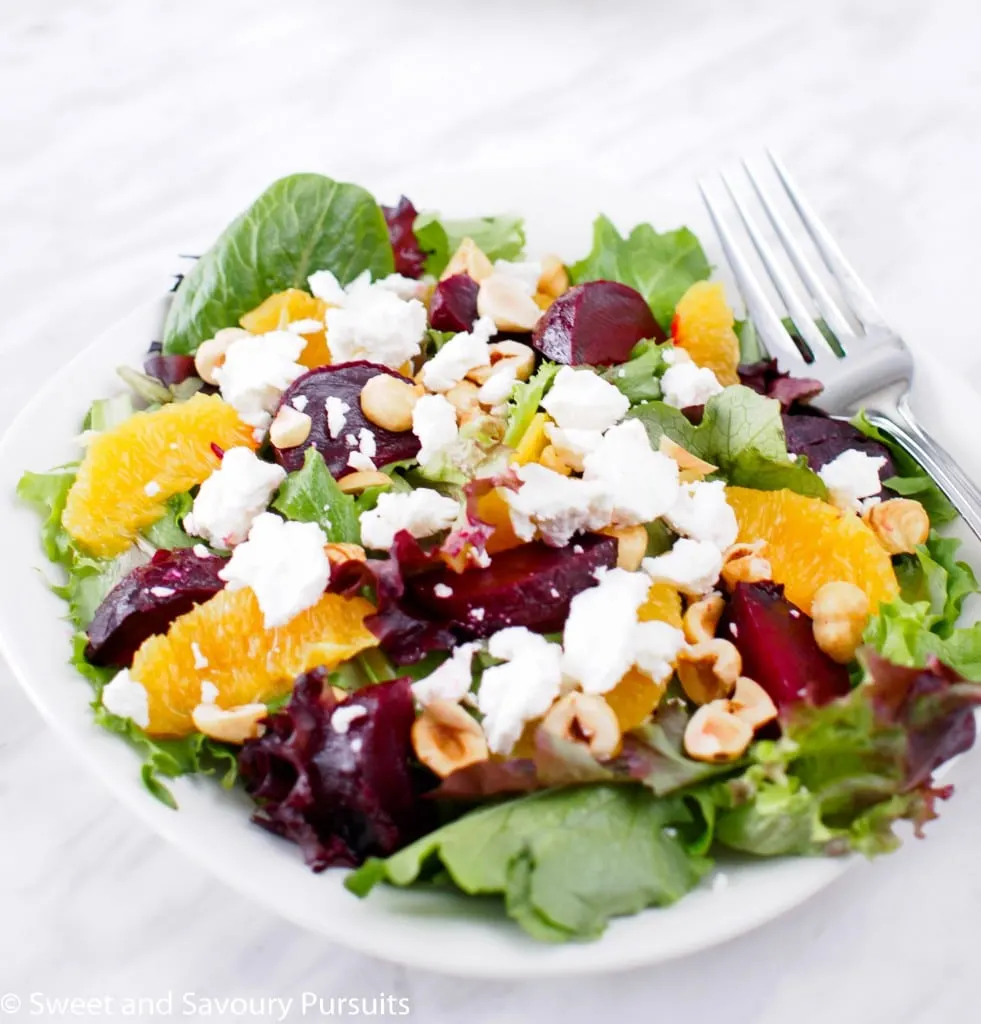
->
[17, 173, 981, 944]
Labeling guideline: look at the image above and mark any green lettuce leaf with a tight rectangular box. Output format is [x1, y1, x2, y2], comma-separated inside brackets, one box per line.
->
[413, 212, 526, 277]
[16, 468, 77, 568]
[347, 784, 711, 942]
[599, 340, 669, 404]
[163, 173, 394, 355]
[503, 361, 560, 448]
[569, 215, 711, 330]
[142, 492, 197, 550]
[272, 447, 360, 543]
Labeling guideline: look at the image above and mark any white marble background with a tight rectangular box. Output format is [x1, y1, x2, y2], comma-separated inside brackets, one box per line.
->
[4, 0, 981, 1021]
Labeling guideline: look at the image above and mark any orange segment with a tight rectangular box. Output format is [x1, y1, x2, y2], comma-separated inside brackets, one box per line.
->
[240, 288, 330, 369]
[605, 669, 668, 732]
[513, 412, 549, 466]
[727, 486, 899, 613]
[670, 281, 740, 386]
[132, 588, 378, 736]
[63, 394, 257, 557]
[639, 582, 683, 627]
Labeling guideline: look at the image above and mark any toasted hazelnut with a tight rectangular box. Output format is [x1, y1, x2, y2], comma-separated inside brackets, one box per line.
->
[192, 702, 267, 744]
[810, 581, 870, 664]
[683, 701, 753, 762]
[269, 405, 312, 448]
[539, 445, 573, 476]
[720, 541, 772, 589]
[325, 542, 366, 567]
[726, 676, 778, 730]
[537, 254, 570, 299]
[360, 373, 422, 432]
[599, 524, 649, 572]
[337, 470, 394, 494]
[683, 593, 725, 644]
[466, 341, 536, 385]
[444, 380, 481, 418]
[412, 700, 489, 778]
[441, 237, 494, 283]
[477, 274, 543, 332]
[658, 436, 718, 479]
[194, 328, 248, 385]
[676, 639, 741, 705]
[542, 692, 622, 760]
[863, 498, 930, 555]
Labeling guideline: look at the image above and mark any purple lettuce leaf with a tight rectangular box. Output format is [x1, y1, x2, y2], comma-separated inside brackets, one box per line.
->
[738, 358, 823, 410]
[381, 196, 427, 279]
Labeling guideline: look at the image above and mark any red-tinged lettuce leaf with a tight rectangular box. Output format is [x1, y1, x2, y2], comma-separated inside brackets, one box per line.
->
[238, 668, 430, 870]
[382, 196, 426, 279]
[738, 359, 823, 410]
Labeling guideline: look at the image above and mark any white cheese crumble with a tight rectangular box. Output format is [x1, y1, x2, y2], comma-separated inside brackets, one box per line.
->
[412, 643, 478, 706]
[661, 361, 724, 409]
[347, 452, 377, 472]
[477, 361, 518, 406]
[101, 669, 150, 728]
[412, 393, 459, 469]
[144, 480, 161, 497]
[149, 586, 174, 598]
[433, 583, 454, 598]
[376, 273, 429, 302]
[477, 628, 563, 754]
[664, 480, 738, 549]
[359, 488, 461, 551]
[307, 269, 348, 306]
[332, 704, 368, 734]
[503, 463, 608, 547]
[218, 513, 331, 628]
[632, 620, 688, 684]
[191, 642, 209, 670]
[540, 366, 629, 430]
[420, 316, 496, 392]
[357, 428, 377, 459]
[200, 680, 219, 704]
[324, 396, 349, 439]
[214, 331, 306, 436]
[291, 395, 309, 412]
[643, 538, 724, 596]
[492, 259, 543, 295]
[818, 449, 886, 512]
[192, 543, 210, 559]
[184, 447, 287, 549]
[543, 424, 603, 472]
[287, 318, 324, 335]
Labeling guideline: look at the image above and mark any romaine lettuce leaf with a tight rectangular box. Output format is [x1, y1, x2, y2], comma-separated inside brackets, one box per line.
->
[413, 212, 526, 278]
[569, 215, 711, 330]
[272, 447, 361, 544]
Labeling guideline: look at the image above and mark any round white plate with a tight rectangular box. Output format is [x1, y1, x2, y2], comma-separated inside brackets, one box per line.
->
[1, 166, 978, 977]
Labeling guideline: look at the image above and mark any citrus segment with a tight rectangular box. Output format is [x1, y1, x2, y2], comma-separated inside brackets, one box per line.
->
[513, 412, 549, 466]
[639, 582, 683, 627]
[670, 281, 740, 386]
[726, 486, 899, 613]
[63, 393, 257, 557]
[131, 587, 377, 736]
[605, 668, 668, 732]
[240, 288, 330, 369]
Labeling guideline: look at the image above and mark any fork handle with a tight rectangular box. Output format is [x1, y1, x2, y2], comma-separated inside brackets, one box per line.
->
[865, 396, 981, 543]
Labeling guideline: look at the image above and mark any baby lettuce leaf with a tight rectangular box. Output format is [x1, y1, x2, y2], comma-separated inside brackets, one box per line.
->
[569, 215, 710, 330]
[503, 361, 560, 448]
[141, 492, 197, 551]
[413, 212, 526, 278]
[272, 448, 360, 544]
[347, 784, 711, 942]
[17, 467, 77, 568]
[599, 340, 669, 404]
[628, 385, 828, 498]
[163, 173, 394, 355]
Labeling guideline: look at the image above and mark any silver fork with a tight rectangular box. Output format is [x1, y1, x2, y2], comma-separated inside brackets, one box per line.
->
[699, 151, 981, 543]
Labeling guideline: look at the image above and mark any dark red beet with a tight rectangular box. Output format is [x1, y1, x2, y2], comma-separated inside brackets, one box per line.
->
[238, 669, 428, 870]
[274, 362, 421, 476]
[532, 281, 663, 366]
[406, 534, 618, 638]
[782, 413, 896, 483]
[428, 274, 479, 333]
[143, 353, 198, 387]
[86, 548, 227, 666]
[382, 196, 426, 279]
[723, 582, 850, 712]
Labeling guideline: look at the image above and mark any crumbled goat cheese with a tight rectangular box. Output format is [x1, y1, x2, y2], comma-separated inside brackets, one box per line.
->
[420, 316, 496, 392]
[150, 586, 175, 598]
[357, 428, 377, 459]
[347, 451, 377, 472]
[661, 361, 724, 409]
[412, 643, 478, 706]
[664, 480, 738, 549]
[412, 393, 459, 469]
[191, 642, 209, 670]
[582, 420, 681, 526]
[540, 366, 629, 430]
[433, 583, 454, 598]
[818, 449, 886, 512]
[200, 680, 219, 704]
[643, 539, 724, 596]
[307, 269, 348, 306]
[562, 568, 651, 694]
[477, 628, 563, 754]
[287, 318, 325, 335]
[492, 259, 543, 295]
[291, 395, 309, 412]
[214, 331, 306, 435]
[477, 361, 518, 406]
[504, 463, 609, 547]
[332, 704, 368, 734]
[144, 480, 161, 497]
[324, 396, 349, 439]
[632, 620, 688, 684]
[543, 424, 604, 472]
[184, 447, 287, 548]
[101, 669, 150, 728]
[376, 273, 428, 301]
[193, 543, 210, 558]
[218, 513, 331, 628]
[662, 347, 691, 366]
[470, 607, 486, 622]
[359, 489, 461, 551]
[345, 432, 358, 447]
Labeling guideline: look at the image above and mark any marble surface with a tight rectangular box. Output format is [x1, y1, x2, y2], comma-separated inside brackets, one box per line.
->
[4, 0, 981, 1020]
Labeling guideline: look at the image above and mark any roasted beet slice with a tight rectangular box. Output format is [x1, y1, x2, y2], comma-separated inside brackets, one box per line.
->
[274, 362, 421, 476]
[723, 581, 850, 711]
[406, 534, 618, 638]
[782, 413, 896, 482]
[532, 281, 662, 366]
[429, 274, 479, 333]
[86, 548, 227, 666]
[143, 353, 198, 387]
[382, 196, 426, 279]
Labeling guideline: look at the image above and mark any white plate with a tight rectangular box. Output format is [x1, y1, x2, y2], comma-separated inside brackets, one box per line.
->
[1, 166, 978, 977]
